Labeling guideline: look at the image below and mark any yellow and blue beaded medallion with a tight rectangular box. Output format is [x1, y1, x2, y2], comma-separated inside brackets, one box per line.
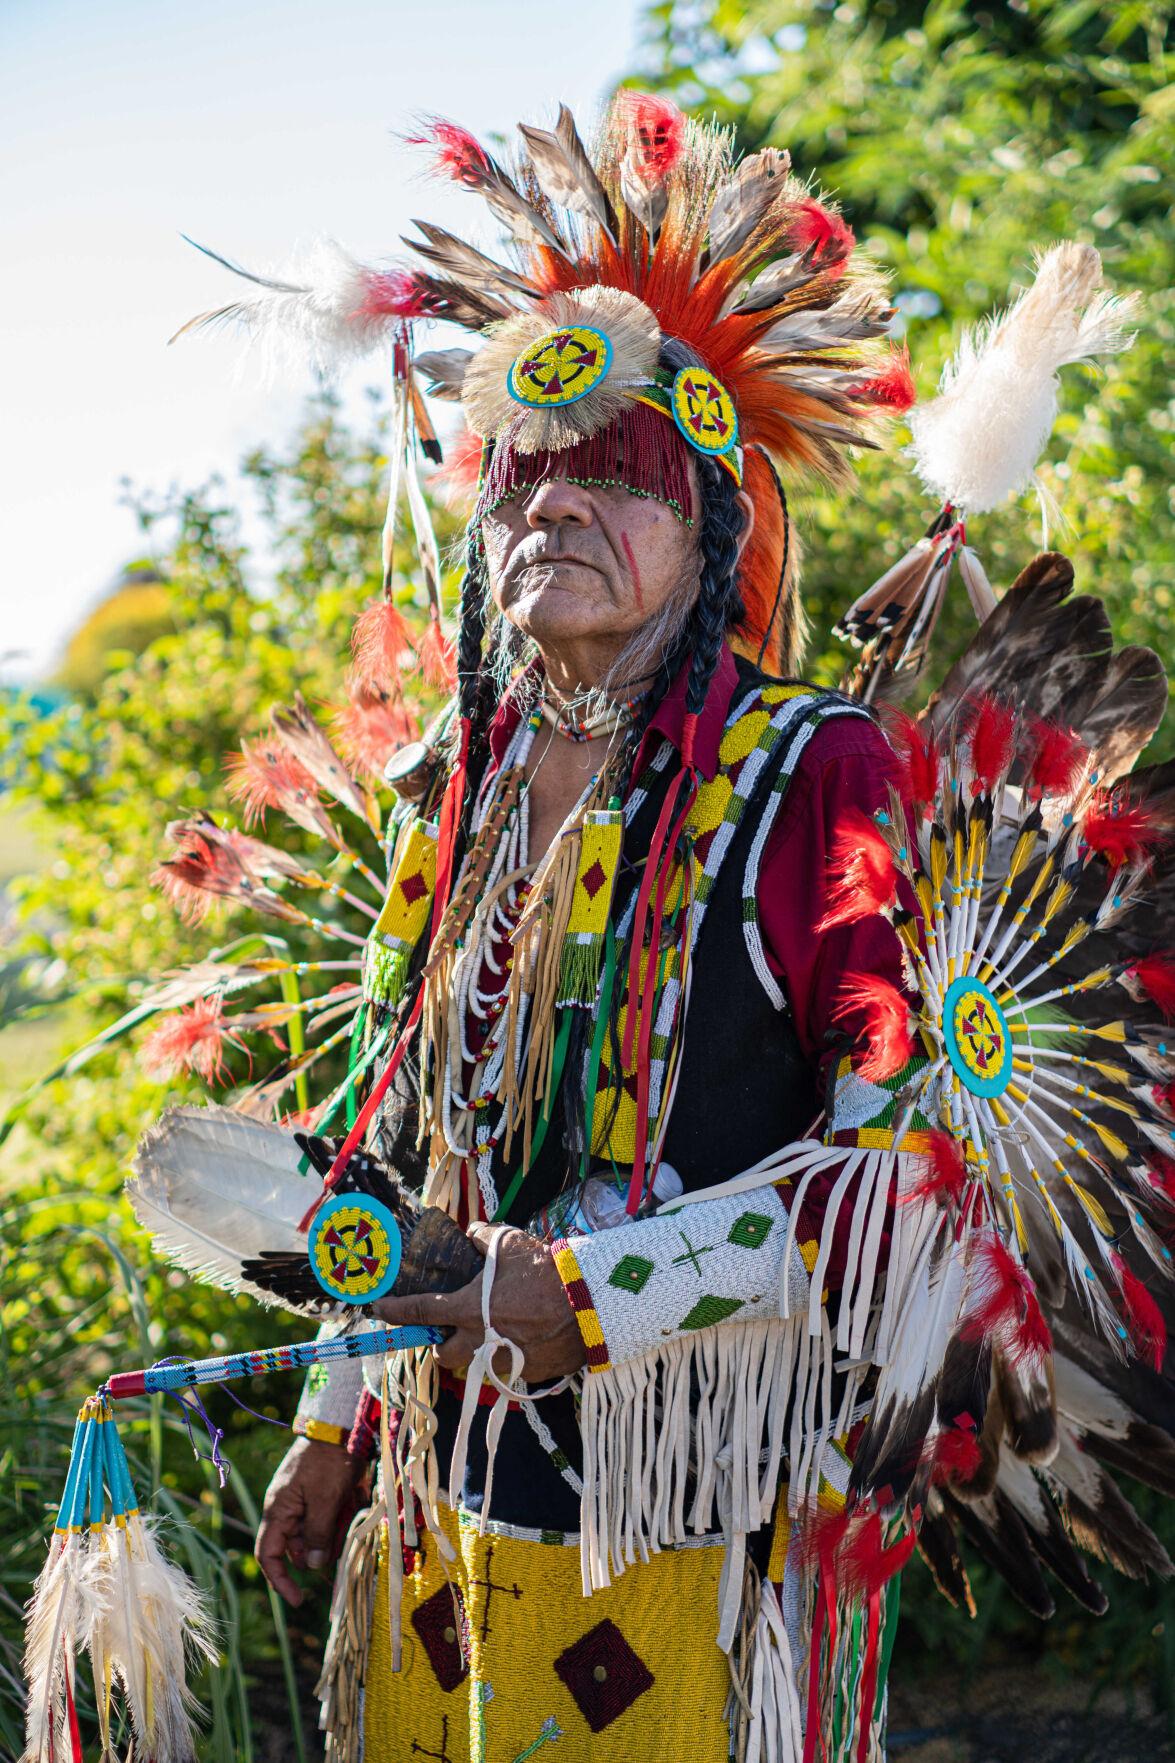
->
[507, 325, 613, 409]
[308, 1193, 401, 1304]
[670, 366, 738, 456]
[941, 976, 1013, 1099]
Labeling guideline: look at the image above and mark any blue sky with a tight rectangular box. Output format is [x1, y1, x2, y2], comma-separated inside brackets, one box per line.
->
[1, 0, 642, 679]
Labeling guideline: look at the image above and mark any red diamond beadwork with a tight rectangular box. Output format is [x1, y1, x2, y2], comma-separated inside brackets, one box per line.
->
[399, 871, 428, 906]
[580, 860, 607, 900]
[553, 1619, 653, 1731]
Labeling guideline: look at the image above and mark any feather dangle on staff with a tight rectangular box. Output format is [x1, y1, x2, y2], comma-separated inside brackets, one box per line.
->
[23, 1394, 216, 1763]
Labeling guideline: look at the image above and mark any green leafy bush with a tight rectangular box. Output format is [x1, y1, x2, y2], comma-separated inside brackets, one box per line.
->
[640, 0, 1175, 745]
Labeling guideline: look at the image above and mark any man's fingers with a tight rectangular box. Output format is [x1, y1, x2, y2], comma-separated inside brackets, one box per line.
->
[302, 1495, 340, 1570]
[255, 1515, 305, 1608]
[372, 1282, 481, 1328]
[435, 1328, 483, 1372]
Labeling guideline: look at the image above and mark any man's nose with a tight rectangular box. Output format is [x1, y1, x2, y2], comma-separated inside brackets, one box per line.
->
[525, 477, 595, 529]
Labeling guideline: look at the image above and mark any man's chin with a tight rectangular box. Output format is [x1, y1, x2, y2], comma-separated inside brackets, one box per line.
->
[501, 569, 610, 637]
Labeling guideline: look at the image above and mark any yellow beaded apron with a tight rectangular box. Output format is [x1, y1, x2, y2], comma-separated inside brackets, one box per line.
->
[365, 1508, 730, 1762]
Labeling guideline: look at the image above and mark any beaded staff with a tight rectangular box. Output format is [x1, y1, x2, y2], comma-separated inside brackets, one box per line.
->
[24, 1324, 441, 1763]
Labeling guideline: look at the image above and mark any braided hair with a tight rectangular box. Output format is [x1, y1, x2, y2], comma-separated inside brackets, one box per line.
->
[639, 334, 749, 741]
[683, 452, 746, 716]
[451, 523, 503, 844]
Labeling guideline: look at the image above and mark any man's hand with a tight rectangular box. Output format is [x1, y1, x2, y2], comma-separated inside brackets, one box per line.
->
[255, 1436, 368, 1607]
[373, 1222, 587, 1383]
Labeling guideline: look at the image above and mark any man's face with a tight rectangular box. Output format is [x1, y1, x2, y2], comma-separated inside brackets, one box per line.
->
[479, 470, 701, 653]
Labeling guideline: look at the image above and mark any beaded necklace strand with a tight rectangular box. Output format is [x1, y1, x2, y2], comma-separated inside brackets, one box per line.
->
[539, 692, 639, 744]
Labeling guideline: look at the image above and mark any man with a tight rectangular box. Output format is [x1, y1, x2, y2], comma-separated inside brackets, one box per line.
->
[263, 475, 918, 1763]
[245, 96, 928, 1762]
[19, 76, 1175, 1763]
[157, 91, 1174, 1763]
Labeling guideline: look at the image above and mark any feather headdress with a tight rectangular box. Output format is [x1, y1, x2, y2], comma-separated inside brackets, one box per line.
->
[461, 285, 662, 453]
[173, 91, 908, 671]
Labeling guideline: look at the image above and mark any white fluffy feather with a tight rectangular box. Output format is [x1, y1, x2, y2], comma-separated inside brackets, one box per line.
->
[127, 1104, 318, 1310]
[110, 1515, 217, 1761]
[909, 241, 1138, 513]
[23, 1513, 216, 1763]
[171, 237, 399, 376]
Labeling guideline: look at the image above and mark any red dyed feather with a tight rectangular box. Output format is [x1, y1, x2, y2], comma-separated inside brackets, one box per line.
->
[790, 199, 855, 271]
[907, 1130, 967, 1208]
[1126, 952, 1175, 1019]
[419, 615, 457, 692]
[331, 687, 419, 781]
[356, 269, 439, 321]
[218, 824, 306, 885]
[406, 116, 493, 188]
[1082, 791, 1165, 870]
[152, 821, 265, 923]
[834, 972, 913, 1082]
[432, 424, 485, 509]
[1152, 1081, 1175, 1117]
[881, 708, 940, 808]
[966, 694, 1017, 797]
[1025, 716, 1088, 800]
[614, 90, 685, 182]
[798, 1508, 916, 1599]
[282, 1106, 324, 1131]
[350, 600, 414, 693]
[141, 997, 229, 1084]
[850, 344, 915, 413]
[816, 807, 898, 931]
[225, 740, 319, 829]
[152, 839, 221, 925]
[929, 1425, 982, 1488]
[1147, 1157, 1175, 1205]
[1112, 1253, 1167, 1371]
[961, 1234, 1052, 1371]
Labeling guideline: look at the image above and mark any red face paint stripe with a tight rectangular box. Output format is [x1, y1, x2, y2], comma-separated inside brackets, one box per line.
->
[620, 530, 643, 610]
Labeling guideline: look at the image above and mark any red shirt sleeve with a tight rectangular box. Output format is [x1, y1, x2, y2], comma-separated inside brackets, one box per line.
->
[755, 713, 914, 1286]
[756, 713, 910, 1082]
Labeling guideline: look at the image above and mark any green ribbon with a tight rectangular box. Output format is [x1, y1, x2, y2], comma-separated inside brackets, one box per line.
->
[579, 919, 618, 1179]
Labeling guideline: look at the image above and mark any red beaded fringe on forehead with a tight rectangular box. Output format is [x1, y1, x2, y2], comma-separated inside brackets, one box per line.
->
[474, 400, 696, 526]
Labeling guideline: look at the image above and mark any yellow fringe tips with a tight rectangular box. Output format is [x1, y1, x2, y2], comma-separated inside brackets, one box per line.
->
[557, 804, 623, 1007]
[365, 816, 439, 1006]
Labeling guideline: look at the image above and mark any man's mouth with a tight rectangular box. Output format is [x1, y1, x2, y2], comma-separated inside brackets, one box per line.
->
[513, 553, 598, 579]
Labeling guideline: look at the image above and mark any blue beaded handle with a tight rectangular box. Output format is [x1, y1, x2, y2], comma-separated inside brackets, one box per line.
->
[104, 1324, 443, 1400]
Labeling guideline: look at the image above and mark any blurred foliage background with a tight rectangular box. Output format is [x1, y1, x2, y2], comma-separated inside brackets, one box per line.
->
[2, 1, 1172, 1756]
